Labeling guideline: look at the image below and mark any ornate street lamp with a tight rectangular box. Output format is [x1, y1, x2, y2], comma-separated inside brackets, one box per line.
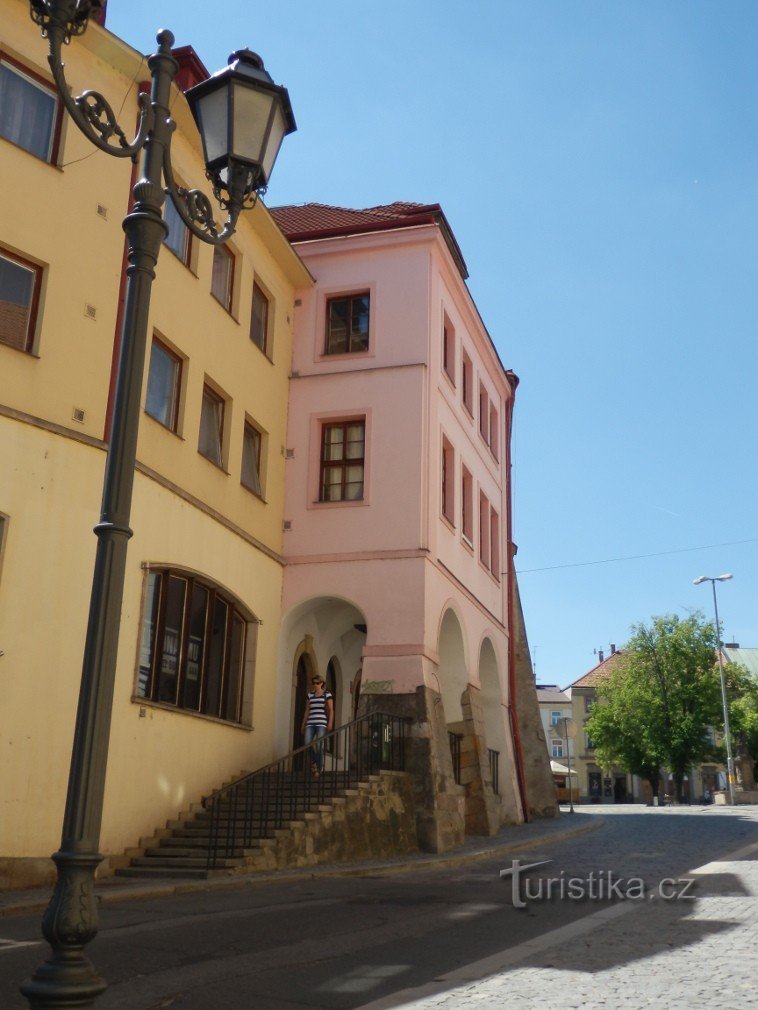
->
[20, 3, 295, 1007]
[693, 574, 736, 805]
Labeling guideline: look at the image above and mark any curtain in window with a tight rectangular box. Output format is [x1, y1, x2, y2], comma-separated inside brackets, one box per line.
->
[0, 254, 35, 350]
[199, 389, 223, 465]
[241, 424, 262, 495]
[0, 63, 56, 161]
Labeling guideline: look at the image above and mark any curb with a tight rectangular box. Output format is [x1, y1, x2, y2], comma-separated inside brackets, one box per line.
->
[0, 815, 604, 918]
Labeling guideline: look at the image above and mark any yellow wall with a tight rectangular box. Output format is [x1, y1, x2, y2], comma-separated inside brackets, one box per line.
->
[0, 1, 311, 876]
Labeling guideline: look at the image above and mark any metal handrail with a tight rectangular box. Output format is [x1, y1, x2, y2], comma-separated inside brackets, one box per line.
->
[488, 748, 500, 795]
[448, 731, 463, 785]
[203, 711, 409, 868]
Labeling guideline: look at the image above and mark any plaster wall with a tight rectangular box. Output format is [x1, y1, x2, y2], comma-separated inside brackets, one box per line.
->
[0, 424, 285, 863]
[0, 5, 309, 877]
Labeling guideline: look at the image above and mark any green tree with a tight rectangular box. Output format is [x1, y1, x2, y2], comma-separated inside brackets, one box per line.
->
[716, 662, 758, 787]
[587, 655, 667, 801]
[587, 613, 723, 802]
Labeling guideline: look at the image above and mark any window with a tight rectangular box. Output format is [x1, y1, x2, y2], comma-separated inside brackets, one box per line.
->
[586, 733, 596, 751]
[198, 384, 224, 467]
[0, 58, 58, 162]
[584, 696, 594, 713]
[462, 351, 473, 415]
[250, 282, 269, 354]
[489, 404, 499, 460]
[441, 437, 454, 525]
[552, 739, 564, 758]
[550, 711, 561, 727]
[163, 198, 190, 265]
[137, 568, 253, 723]
[211, 245, 234, 312]
[461, 464, 473, 543]
[479, 384, 489, 442]
[479, 491, 490, 566]
[145, 338, 181, 431]
[320, 420, 365, 501]
[325, 293, 369, 354]
[241, 421, 263, 496]
[0, 249, 41, 353]
[442, 316, 455, 384]
[490, 507, 500, 579]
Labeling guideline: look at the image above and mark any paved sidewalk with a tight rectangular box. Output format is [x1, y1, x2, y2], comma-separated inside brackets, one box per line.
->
[0, 808, 600, 917]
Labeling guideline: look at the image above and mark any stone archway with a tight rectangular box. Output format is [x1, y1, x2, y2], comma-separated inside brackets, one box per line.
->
[277, 596, 367, 758]
[438, 607, 468, 727]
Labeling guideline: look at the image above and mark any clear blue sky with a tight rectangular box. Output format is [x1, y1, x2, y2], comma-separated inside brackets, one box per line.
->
[105, 1, 758, 688]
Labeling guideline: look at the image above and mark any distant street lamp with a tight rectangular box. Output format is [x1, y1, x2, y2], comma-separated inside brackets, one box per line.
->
[21, 3, 294, 1007]
[556, 716, 577, 813]
[693, 574, 736, 805]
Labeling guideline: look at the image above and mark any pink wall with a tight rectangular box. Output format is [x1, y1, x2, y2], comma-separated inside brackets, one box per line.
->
[282, 221, 515, 698]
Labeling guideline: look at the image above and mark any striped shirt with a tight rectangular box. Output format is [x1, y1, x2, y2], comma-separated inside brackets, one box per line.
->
[306, 690, 333, 728]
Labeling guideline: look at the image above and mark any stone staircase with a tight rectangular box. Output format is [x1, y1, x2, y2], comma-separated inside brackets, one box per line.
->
[114, 769, 418, 880]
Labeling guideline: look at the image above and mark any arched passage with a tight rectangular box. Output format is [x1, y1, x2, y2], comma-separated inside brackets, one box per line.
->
[478, 636, 508, 794]
[277, 595, 367, 756]
[438, 607, 468, 726]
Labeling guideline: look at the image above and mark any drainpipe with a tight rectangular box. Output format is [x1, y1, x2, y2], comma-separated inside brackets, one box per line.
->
[504, 371, 530, 820]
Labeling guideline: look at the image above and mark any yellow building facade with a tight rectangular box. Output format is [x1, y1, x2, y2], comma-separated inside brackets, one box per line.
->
[0, 0, 311, 886]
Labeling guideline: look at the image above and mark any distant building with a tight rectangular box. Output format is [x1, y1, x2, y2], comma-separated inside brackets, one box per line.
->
[535, 685, 576, 802]
[565, 647, 639, 803]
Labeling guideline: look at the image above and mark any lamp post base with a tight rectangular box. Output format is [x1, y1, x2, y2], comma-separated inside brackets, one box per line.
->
[20, 852, 106, 1009]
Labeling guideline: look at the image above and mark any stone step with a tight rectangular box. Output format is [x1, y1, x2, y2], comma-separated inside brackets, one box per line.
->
[115, 866, 212, 880]
[129, 855, 244, 870]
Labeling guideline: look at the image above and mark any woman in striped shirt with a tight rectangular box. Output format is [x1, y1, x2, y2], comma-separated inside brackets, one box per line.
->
[301, 675, 334, 778]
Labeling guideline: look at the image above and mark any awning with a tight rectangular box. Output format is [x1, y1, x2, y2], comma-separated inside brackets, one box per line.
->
[551, 760, 578, 776]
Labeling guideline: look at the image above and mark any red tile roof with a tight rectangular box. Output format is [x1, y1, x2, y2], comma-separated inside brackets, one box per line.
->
[567, 650, 624, 689]
[269, 202, 469, 279]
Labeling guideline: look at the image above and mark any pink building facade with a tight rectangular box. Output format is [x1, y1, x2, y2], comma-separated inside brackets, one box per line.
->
[271, 203, 545, 847]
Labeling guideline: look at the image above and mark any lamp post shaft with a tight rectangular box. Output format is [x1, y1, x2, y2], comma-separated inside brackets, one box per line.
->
[21, 32, 177, 1010]
[711, 581, 736, 805]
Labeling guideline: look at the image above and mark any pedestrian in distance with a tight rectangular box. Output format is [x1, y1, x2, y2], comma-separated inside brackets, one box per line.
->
[301, 675, 334, 778]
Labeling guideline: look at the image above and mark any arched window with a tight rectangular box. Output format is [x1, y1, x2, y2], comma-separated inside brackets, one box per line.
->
[137, 568, 256, 724]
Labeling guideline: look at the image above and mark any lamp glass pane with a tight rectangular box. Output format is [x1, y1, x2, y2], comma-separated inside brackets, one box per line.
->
[196, 86, 229, 165]
[261, 102, 287, 181]
[231, 82, 274, 164]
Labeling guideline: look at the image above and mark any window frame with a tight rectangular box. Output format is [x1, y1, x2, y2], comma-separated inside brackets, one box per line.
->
[441, 436, 455, 526]
[479, 491, 490, 567]
[324, 292, 370, 355]
[198, 383, 226, 468]
[461, 350, 474, 417]
[0, 246, 43, 354]
[241, 419, 264, 497]
[489, 506, 500, 580]
[489, 404, 499, 460]
[551, 739, 564, 758]
[250, 280, 270, 355]
[479, 383, 489, 443]
[0, 53, 62, 164]
[461, 463, 473, 544]
[136, 567, 254, 725]
[144, 336, 182, 433]
[211, 245, 235, 313]
[319, 418, 366, 502]
[442, 314, 455, 385]
[163, 196, 192, 268]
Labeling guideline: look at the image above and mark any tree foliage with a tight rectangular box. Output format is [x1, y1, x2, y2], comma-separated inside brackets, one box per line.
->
[587, 613, 724, 801]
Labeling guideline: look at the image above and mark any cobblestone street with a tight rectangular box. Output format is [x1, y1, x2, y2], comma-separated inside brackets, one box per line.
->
[360, 807, 758, 1010]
